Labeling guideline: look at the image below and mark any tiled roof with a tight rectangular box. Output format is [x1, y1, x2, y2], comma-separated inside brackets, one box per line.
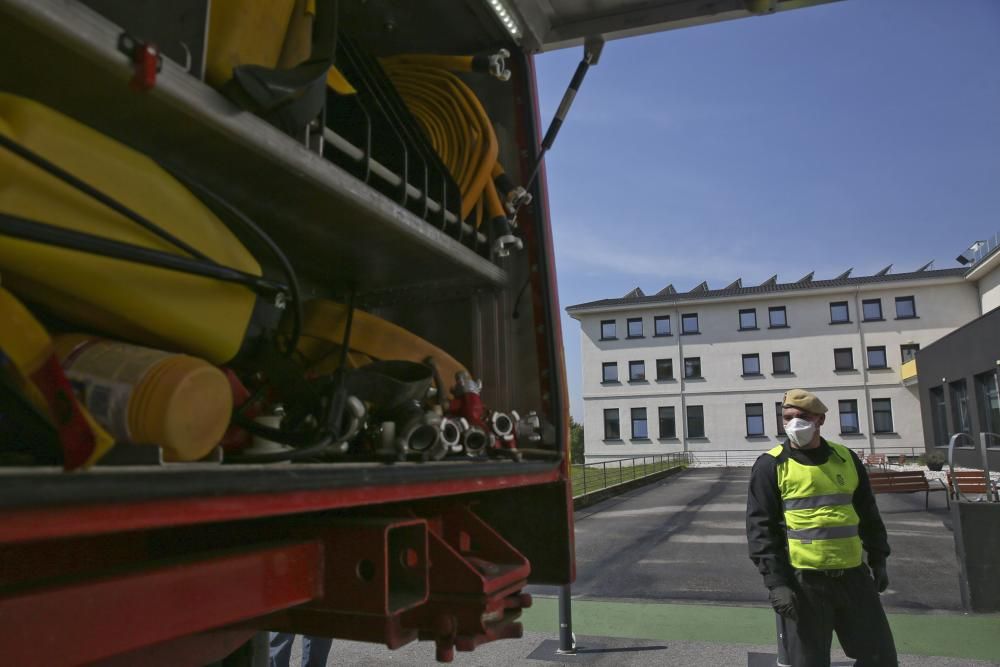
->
[565, 268, 968, 313]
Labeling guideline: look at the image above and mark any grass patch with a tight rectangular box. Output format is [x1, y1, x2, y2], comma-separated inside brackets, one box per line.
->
[570, 459, 686, 496]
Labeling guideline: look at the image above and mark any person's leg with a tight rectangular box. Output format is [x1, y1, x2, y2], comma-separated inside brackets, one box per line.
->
[301, 635, 333, 667]
[269, 632, 295, 667]
[833, 567, 898, 667]
[784, 573, 835, 667]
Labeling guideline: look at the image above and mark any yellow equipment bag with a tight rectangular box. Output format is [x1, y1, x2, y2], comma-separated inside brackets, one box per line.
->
[0, 94, 263, 365]
[295, 299, 468, 385]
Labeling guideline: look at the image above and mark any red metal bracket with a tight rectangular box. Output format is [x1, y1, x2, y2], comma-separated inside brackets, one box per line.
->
[117, 33, 162, 91]
[0, 541, 323, 665]
[266, 505, 532, 662]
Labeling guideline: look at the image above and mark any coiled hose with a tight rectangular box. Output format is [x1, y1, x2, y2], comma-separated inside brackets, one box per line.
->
[379, 54, 523, 232]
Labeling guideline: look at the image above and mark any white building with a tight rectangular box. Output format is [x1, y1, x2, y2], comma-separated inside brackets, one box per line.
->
[566, 267, 983, 463]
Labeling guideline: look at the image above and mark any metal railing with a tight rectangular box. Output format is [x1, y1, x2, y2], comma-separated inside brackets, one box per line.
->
[571, 453, 690, 498]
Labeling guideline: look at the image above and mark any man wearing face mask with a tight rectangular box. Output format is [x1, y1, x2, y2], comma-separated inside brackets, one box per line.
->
[746, 389, 897, 667]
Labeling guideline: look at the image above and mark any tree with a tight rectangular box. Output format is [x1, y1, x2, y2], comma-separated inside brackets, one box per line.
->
[569, 416, 585, 464]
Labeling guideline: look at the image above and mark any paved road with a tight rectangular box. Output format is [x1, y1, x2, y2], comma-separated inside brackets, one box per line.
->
[569, 467, 963, 612]
[293, 467, 1000, 665]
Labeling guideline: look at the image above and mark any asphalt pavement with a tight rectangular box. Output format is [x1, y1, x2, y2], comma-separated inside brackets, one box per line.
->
[289, 467, 999, 666]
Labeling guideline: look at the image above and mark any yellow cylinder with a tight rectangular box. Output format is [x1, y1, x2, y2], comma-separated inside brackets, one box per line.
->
[53, 336, 233, 462]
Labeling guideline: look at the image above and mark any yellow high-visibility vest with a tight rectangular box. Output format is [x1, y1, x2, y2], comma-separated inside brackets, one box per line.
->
[767, 441, 863, 570]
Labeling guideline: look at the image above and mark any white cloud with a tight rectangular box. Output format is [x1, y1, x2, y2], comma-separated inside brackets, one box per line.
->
[552, 226, 792, 287]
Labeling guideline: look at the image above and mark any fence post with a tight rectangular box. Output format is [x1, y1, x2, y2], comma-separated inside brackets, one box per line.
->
[603, 462, 607, 490]
[725, 451, 728, 467]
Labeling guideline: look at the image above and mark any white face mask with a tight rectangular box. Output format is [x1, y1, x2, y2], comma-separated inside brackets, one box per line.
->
[785, 417, 817, 447]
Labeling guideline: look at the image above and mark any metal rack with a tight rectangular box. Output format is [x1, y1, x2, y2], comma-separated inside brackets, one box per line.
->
[0, 0, 506, 295]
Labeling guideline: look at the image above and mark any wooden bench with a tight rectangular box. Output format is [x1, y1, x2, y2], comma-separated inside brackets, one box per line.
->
[869, 470, 949, 509]
[947, 471, 1000, 501]
[864, 453, 888, 471]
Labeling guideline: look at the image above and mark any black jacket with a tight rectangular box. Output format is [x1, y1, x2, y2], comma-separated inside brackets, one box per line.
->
[746, 438, 891, 588]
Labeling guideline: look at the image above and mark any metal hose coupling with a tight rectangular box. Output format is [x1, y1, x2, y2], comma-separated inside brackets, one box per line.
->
[490, 410, 516, 441]
[392, 400, 442, 456]
[462, 424, 492, 456]
[504, 186, 532, 215]
[515, 410, 543, 445]
[473, 49, 511, 81]
[438, 416, 465, 456]
[489, 215, 523, 258]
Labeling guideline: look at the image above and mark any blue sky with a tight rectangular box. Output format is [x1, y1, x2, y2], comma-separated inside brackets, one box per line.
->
[533, 0, 1000, 421]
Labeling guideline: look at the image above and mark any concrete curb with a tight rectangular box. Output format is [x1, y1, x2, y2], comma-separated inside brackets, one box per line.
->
[573, 465, 687, 510]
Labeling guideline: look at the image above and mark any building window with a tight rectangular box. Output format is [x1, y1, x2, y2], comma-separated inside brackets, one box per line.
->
[775, 402, 785, 436]
[872, 398, 894, 433]
[681, 313, 700, 334]
[654, 315, 671, 336]
[603, 408, 620, 440]
[830, 301, 850, 324]
[975, 371, 1000, 438]
[862, 298, 883, 321]
[739, 308, 758, 330]
[768, 306, 787, 328]
[684, 357, 702, 379]
[950, 379, 971, 434]
[602, 362, 618, 383]
[687, 405, 705, 438]
[656, 358, 673, 381]
[839, 399, 860, 434]
[930, 386, 948, 445]
[627, 317, 644, 338]
[629, 360, 646, 382]
[746, 403, 765, 437]
[895, 296, 916, 319]
[659, 406, 676, 439]
[867, 346, 888, 369]
[834, 348, 855, 371]
[772, 351, 791, 375]
[900, 344, 919, 364]
[631, 407, 648, 439]
[742, 353, 761, 376]
[600, 320, 617, 340]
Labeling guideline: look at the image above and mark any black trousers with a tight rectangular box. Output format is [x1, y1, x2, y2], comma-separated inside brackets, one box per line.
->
[779, 564, 898, 667]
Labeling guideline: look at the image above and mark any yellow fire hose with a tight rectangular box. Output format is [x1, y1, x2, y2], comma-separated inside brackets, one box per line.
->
[379, 55, 521, 229]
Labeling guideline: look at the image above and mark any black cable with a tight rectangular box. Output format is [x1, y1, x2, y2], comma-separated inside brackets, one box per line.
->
[0, 212, 286, 297]
[511, 276, 531, 319]
[170, 172, 304, 358]
[0, 134, 213, 263]
[227, 288, 359, 462]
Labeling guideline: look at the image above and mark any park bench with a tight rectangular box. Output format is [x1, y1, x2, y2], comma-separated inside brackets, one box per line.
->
[868, 470, 948, 509]
[947, 470, 999, 502]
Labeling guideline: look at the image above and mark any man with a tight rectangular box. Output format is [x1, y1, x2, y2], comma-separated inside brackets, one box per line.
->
[269, 632, 332, 667]
[746, 389, 897, 667]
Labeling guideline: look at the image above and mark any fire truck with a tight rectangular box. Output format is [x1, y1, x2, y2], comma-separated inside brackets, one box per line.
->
[0, 1, 836, 663]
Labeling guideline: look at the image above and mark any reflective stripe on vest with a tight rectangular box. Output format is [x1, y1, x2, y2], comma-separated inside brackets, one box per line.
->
[782, 493, 853, 510]
[767, 441, 863, 570]
[786, 525, 859, 541]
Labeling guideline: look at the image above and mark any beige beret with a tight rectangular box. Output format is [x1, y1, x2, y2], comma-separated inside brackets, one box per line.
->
[782, 389, 828, 415]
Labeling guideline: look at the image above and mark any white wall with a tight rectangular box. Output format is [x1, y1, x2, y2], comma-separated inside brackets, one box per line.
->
[978, 263, 1000, 314]
[576, 278, 980, 462]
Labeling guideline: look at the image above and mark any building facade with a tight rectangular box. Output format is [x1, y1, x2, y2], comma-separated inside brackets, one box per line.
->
[917, 241, 1000, 470]
[567, 269, 981, 463]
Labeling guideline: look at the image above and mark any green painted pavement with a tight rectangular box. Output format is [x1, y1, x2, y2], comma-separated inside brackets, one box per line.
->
[522, 597, 1000, 663]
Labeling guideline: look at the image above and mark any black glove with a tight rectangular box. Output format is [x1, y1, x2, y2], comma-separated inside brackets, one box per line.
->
[871, 563, 889, 593]
[768, 585, 799, 621]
